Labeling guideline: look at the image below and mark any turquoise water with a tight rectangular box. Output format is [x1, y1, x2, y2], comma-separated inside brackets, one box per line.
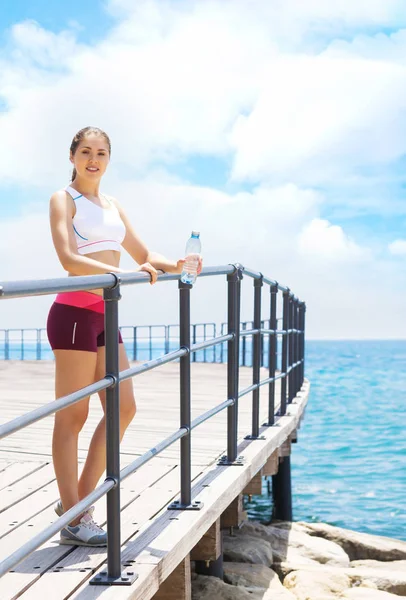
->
[1, 336, 405, 540]
[248, 340, 406, 541]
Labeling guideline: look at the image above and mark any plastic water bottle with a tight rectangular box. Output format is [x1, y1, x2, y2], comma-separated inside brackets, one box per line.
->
[181, 231, 201, 285]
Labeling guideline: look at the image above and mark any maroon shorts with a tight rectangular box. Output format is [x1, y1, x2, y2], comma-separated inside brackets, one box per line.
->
[47, 293, 123, 352]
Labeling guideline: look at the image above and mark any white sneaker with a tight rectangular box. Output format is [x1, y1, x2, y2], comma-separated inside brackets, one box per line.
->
[60, 511, 107, 547]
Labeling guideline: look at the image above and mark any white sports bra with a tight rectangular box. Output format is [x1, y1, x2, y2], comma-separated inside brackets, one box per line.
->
[65, 185, 126, 255]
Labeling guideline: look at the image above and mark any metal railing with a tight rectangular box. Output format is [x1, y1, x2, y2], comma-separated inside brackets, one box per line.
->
[0, 264, 306, 586]
[1, 321, 277, 366]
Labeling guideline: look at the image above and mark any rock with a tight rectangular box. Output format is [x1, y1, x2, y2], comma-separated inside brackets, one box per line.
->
[223, 562, 277, 589]
[347, 565, 406, 595]
[241, 521, 350, 567]
[340, 589, 402, 599]
[283, 569, 350, 600]
[192, 573, 263, 599]
[223, 532, 273, 566]
[350, 559, 406, 571]
[274, 562, 406, 596]
[223, 562, 296, 598]
[294, 521, 406, 562]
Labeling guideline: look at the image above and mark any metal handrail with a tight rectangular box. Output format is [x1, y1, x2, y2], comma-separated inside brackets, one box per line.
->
[0, 263, 306, 585]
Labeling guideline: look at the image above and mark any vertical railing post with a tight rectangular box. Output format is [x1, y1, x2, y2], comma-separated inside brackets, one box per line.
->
[192, 324, 197, 363]
[91, 275, 137, 586]
[280, 289, 290, 416]
[246, 276, 263, 439]
[104, 278, 121, 580]
[180, 280, 192, 506]
[242, 322, 247, 366]
[265, 283, 278, 426]
[132, 326, 137, 361]
[294, 298, 299, 396]
[301, 303, 306, 387]
[5, 330, 9, 361]
[288, 296, 294, 403]
[165, 325, 170, 355]
[218, 264, 243, 466]
[169, 280, 203, 510]
[36, 329, 41, 360]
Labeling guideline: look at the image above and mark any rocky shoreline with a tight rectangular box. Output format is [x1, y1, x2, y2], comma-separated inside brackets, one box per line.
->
[192, 521, 406, 599]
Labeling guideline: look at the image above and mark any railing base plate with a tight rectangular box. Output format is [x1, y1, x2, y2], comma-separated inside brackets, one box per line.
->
[262, 422, 275, 427]
[168, 500, 204, 511]
[244, 435, 266, 441]
[217, 455, 245, 466]
[90, 570, 138, 586]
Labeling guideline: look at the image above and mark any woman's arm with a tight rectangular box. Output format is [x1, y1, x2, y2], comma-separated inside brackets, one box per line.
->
[49, 191, 123, 275]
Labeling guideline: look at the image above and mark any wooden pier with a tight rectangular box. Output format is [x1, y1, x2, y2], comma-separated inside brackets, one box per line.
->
[0, 360, 309, 600]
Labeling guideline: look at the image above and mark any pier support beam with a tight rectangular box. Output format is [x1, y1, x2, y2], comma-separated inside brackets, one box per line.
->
[220, 494, 246, 530]
[153, 555, 191, 600]
[243, 470, 263, 496]
[192, 519, 223, 579]
[272, 456, 292, 521]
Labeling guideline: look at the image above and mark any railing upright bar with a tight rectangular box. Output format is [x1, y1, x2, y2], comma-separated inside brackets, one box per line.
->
[280, 289, 290, 416]
[301, 303, 306, 386]
[295, 298, 299, 396]
[133, 326, 137, 361]
[192, 324, 197, 363]
[179, 280, 192, 506]
[266, 283, 278, 426]
[242, 322, 247, 366]
[104, 276, 123, 581]
[5, 330, 9, 360]
[225, 265, 242, 463]
[288, 296, 294, 403]
[250, 276, 263, 438]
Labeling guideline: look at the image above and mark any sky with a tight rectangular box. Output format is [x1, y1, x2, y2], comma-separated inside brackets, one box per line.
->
[1, 0, 406, 339]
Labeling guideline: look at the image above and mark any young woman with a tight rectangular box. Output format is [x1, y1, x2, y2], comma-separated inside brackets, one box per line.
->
[47, 126, 202, 546]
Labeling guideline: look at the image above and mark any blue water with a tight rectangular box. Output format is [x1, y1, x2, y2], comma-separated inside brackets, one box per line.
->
[248, 340, 406, 541]
[1, 337, 405, 540]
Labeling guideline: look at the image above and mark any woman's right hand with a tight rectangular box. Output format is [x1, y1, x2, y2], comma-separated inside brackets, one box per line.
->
[135, 262, 158, 285]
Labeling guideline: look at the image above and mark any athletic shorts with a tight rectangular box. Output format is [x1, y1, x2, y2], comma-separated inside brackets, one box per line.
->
[47, 291, 123, 352]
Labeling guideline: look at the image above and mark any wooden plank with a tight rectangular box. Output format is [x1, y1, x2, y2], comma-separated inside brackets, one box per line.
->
[0, 464, 55, 513]
[152, 555, 191, 600]
[0, 462, 46, 492]
[242, 471, 262, 496]
[190, 519, 221, 562]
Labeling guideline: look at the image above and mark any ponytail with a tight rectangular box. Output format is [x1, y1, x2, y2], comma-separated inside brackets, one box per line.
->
[71, 167, 77, 182]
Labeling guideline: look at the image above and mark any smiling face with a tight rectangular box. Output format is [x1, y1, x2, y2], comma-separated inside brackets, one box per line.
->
[70, 133, 110, 180]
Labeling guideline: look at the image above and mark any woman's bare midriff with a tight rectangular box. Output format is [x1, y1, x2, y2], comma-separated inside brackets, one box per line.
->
[68, 249, 121, 296]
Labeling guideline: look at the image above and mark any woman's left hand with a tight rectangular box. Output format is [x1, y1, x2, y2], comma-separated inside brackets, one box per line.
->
[175, 256, 203, 275]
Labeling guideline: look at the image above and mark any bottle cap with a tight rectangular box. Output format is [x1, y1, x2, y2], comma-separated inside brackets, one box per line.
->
[192, 231, 200, 237]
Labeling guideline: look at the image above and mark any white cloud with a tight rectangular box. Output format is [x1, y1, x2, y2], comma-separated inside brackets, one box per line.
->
[1, 3, 406, 190]
[389, 239, 406, 256]
[0, 1, 405, 339]
[298, 218, 371, 263]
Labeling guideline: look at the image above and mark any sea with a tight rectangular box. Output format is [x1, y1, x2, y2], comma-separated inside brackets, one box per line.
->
[1, 337, 405, 541]
[248, 340, 406, 542]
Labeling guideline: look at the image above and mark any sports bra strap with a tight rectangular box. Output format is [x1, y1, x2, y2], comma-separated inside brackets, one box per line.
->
[65, 185, 83, 201]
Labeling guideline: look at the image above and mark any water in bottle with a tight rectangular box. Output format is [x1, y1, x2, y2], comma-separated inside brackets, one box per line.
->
[181, 231, 201, 285]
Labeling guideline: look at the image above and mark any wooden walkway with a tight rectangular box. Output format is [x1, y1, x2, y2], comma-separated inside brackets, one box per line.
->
[0, 360, 309, 599]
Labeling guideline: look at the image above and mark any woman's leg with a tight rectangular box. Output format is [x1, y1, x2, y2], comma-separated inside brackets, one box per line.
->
[52, 349, 98, 525]
[78, 343, 137, 500]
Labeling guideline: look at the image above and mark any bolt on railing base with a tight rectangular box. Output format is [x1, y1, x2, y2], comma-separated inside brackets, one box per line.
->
[90, 570, 138, 586]
[217, 455, 245, 466]
[168, 500, 204, 511]
[244, 435, 266, 441]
